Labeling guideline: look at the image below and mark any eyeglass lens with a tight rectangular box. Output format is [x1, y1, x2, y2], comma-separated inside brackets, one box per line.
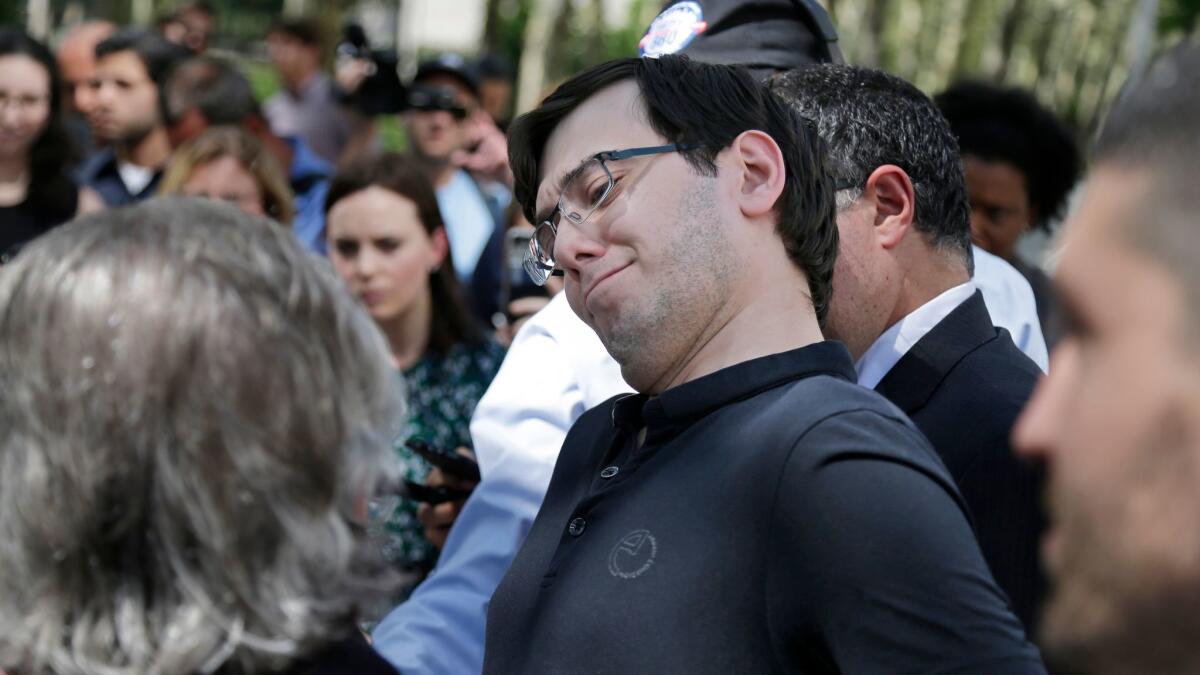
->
[523, 159, 616, 284]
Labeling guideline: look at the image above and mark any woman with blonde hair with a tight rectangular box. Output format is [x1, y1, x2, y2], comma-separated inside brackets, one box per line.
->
[159, 125, 295, 224]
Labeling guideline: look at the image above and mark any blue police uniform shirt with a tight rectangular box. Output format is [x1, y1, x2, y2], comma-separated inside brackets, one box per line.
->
[484, 340, 1046, 674]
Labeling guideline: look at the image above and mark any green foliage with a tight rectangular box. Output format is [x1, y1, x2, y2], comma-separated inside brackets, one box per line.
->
[542, 0, 656, 82]
[376, 115, 409, 153]
[241, 58, 281, 101]
[485, 0, 654, 87]
[486, 0, 536, 73]
[1161, 0, 1200, 35]
[2, 3, 21, 26]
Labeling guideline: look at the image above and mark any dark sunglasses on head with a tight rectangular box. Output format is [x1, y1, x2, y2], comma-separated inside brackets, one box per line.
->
[407, 86, 468, 120]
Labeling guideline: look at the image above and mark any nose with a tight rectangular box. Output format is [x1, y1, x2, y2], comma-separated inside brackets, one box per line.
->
[0, 102, 19, 128]
[552, 217, 607, 278]
[94, 81, 114, 107]
[352, 246, 382, 280]
[1013, 341, 1077, 467]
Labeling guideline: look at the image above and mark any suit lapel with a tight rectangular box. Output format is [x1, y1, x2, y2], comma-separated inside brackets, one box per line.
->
[874, 291, 998, 414]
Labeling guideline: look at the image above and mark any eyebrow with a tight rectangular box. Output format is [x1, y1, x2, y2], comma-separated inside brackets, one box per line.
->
[534, 153, 599, 225]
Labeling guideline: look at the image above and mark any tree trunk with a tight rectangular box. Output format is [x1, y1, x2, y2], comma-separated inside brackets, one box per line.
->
[25, 0, 52, 39]
[858, 0, 887, 66]
[954, 0, 994, 78]
[997, 0, 1029, 80]
[583, 0, 607, 67]
[483, 0, 506, 52]
[1065, 5, 1102, 127]
[1031, 4, 1064, 94]
[514, 0, 563, 115]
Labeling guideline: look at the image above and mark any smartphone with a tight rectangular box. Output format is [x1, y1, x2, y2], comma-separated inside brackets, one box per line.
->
[405, 439, 481, 482]
[403, 479, 473, 505]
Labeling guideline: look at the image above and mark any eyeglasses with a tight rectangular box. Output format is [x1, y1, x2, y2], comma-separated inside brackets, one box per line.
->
[407, 86, 469, 120]
[524, 143, 694, 285]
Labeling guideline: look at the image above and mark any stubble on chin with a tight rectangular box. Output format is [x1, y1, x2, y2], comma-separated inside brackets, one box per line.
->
[1041, 407, 1200, 675]
[596, 180, 733, 393]
[1041, 564, 1200, 675]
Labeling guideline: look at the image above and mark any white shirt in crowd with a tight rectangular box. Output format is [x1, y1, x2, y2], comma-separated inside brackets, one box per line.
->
[371, 249, 1047, 673]
[972, 244, 1048, 372]
[116, 161, 155, 196]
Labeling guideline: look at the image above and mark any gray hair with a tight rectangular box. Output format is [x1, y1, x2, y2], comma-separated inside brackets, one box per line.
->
[0, 198, 405, 674]
[770, 65, 975, 274]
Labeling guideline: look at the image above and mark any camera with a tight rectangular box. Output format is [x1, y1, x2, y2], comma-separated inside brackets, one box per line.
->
[335, 24, 407, 116]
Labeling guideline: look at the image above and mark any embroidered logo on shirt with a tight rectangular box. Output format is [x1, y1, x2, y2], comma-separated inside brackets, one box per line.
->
[608, 529, 657, 579]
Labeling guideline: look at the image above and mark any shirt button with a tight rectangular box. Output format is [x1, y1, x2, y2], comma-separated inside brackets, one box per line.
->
[600, 466, 619, 479]
[568, 517, 587, 536]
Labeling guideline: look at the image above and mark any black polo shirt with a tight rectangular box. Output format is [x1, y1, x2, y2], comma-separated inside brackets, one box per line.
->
[483, 341, 1045, 674]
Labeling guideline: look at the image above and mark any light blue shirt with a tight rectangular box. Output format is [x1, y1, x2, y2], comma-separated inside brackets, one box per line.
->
[284, 136, 332, 255]
[971, 245, 1049, 372]
[436, 170, 496, 282]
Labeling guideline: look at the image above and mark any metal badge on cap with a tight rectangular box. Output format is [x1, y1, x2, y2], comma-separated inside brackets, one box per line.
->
[639, 1, 708, 58]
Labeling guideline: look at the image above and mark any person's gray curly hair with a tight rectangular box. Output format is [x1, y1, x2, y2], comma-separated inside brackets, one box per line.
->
[0, 197, 405, 674]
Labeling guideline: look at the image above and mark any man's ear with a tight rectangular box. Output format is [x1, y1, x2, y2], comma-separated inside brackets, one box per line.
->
[728, 130, 786, 221]
[862, 165, 915, 249]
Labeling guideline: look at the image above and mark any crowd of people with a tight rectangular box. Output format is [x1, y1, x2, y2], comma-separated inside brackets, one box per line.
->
[0, 0, 1198, 673]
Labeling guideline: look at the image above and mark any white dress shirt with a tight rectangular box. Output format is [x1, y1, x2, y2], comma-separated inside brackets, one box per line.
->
[971, 245, 1049, 372]
[856, 282, 977, 389]
[372, 293, 631, 675]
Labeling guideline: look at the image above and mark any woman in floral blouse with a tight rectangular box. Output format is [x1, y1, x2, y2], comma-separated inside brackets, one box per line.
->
[325, 154, 504, 579]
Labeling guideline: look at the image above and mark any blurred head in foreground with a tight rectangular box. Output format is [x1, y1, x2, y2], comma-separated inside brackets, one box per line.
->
[0, 197, 403, 674]
[1014, 43, 1200, 675]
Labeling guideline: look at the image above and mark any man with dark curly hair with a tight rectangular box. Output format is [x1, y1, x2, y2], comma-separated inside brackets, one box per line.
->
[936, 82, 1081, 344]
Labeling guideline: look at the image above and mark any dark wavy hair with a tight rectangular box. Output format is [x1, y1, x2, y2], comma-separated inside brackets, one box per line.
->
[324, 153, 482, 354]
[507, 55, 838, 324]
[0, 28, 78, 221]
[936, 80, 1081, 232]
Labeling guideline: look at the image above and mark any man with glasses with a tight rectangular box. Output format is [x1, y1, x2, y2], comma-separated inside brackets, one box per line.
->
[482, 54, 1044, 673]
[405, 53, 506, 324]
[771, 65, 1045, 631]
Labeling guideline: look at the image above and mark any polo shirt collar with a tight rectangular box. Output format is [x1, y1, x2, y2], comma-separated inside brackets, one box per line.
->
[612, 340, 856, 442]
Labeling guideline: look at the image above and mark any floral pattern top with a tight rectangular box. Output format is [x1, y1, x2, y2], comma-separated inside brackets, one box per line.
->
[375, 338, 506, 571]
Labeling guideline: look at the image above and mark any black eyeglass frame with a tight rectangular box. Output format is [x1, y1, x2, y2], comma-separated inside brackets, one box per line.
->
[524, 143, 698, 285]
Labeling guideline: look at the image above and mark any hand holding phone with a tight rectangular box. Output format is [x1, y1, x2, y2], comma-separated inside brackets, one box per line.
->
[404, 440, 481, 549]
